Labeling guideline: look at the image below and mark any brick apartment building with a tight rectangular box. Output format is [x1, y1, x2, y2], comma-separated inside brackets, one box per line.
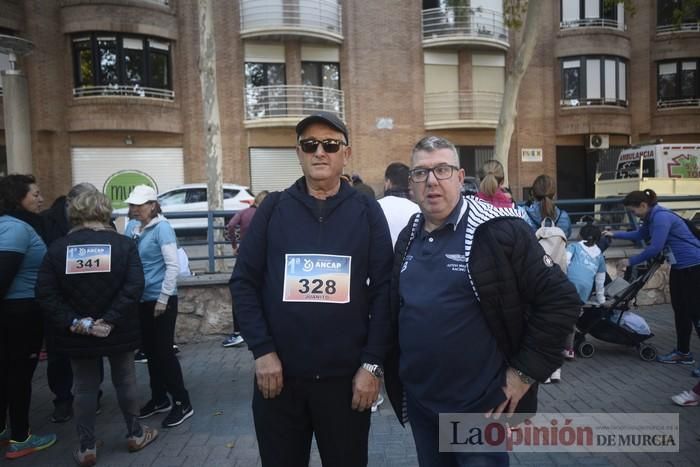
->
[0, 0, 698, 206]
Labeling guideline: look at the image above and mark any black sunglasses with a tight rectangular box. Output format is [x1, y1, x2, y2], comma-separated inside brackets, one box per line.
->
[298, 138, 347, 154]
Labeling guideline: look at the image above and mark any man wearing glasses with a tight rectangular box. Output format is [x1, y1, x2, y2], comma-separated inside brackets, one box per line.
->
[384, 136, 579, 466]
[230, 112, 393, 467]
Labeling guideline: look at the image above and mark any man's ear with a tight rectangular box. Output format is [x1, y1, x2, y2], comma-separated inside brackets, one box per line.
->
[343, 146, 352, 166]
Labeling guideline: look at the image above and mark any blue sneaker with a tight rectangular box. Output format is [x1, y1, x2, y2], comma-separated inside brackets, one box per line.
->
[656, 349, 695, 365]
[222, 334, 244, 347]
[692, 366, 700, 377]
[5, 433, 57, 460]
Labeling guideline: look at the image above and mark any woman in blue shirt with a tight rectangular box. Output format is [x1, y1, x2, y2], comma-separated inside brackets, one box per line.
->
[523, 174, 572, 238]
[0, 174, 56, 459]
[605, 189, 700, 375]
[124, 185, 193, 428]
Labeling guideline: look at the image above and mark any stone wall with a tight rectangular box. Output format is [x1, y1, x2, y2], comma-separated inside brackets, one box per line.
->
[175, 275, 232, 343]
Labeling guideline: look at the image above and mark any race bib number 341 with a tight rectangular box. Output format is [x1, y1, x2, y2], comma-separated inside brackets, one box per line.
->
[65, 244, 112, 275]
[283, 254, 351, 304]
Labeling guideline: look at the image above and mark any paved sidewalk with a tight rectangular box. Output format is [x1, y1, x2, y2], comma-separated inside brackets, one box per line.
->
[10, 304, 700, 466]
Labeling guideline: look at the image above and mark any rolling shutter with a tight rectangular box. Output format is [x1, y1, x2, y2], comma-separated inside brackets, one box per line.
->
[71, 147, 184, 193]
[249, 148, 303, 194]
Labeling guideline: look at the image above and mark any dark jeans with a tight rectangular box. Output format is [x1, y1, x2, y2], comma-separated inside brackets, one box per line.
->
[407, 395, 509, 467]
[139, 296, 189, 404]
[231, 305, 239, 334]
[0, 299, 44, 441]
[252, 375, 370, 467]
[669, 264, 700, 354]
[72, 352, 142, 450]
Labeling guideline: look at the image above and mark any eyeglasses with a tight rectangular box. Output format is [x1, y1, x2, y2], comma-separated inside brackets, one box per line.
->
[298, 138, 347, 154]
[409, 164, 459, 183]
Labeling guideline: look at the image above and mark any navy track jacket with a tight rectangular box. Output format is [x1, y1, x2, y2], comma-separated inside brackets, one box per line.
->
[229, 178, 394, 378]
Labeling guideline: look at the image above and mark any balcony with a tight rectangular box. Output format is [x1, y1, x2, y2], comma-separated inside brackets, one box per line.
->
[424, 91, 502, 130]
[422, 7, 508, 51]
[657, 22, 700, 34]
[560, 98, 627, 108]
[560, 18, 626, 31]
[657, 98, 700, 109]
[243, 85, 344, 128]
[73, 85, 174, 101]
[239, 0, 343, 44]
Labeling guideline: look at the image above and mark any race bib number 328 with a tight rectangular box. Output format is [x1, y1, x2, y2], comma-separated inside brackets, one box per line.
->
[283, 254, 351, 304]
[65, 244, 112, 275]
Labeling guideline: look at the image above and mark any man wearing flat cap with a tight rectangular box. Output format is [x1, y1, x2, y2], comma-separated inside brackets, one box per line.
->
[230, 112, 393, 466]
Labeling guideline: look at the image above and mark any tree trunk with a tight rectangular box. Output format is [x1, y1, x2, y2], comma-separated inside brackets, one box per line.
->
[198, 0, 225, 270]
[493, 0, 543, 187]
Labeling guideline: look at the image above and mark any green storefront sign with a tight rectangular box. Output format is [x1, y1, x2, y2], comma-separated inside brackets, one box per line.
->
[103, 170, 158, 209]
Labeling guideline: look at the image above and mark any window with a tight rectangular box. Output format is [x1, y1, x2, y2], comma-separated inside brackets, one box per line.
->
[71, 33, 172, 98]
[301, 62, 341, 114]
[560, 56, 628, 107]
[657, 0, 700, 30]
[657, 59, 700, 107]
[245, 62, 286, 119]
[159, 190, 187, 206]
[560, 0, 621, 28]
[223, 189, 240, 199]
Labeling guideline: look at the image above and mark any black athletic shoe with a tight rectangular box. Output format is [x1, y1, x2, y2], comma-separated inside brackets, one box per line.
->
[161, 401, 193, 428]
[51, 401, 73, 423]
[138, 399, 172, 419]
[134, 350, 148, 364]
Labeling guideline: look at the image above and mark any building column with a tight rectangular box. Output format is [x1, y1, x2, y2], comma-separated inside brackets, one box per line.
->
[2, 68, 32, 174]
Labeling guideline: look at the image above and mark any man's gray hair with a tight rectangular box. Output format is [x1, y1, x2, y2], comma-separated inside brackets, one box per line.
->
[67, 182, 98, 201]
[411, 136, 460, 167]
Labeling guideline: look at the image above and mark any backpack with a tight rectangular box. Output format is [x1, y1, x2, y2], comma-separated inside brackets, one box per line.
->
[534, 217, 568, 273]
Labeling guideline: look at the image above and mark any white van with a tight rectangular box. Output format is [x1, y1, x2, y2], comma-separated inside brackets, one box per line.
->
[595, 143, 700, 220]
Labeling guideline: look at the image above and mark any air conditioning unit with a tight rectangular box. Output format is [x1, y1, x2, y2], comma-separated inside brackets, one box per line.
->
[588, 134, 610, 150]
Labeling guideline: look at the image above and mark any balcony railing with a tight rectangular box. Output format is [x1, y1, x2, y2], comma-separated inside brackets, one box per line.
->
[560, 18, 626, 31]
[244, 85, 344, 123]
[560, 98, 628, 108]
[422, 7, 508, 49]
[657, 98, 700, 109]
[240, 0, 343, 43]
[73, 85, 175, 100]
[657, 22, 700, 34]
[424, 91, 502, 129]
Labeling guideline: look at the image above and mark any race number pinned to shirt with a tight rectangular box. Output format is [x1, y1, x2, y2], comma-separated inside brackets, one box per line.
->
[65, 244, 112, 274]
[283, 254, 351, 304]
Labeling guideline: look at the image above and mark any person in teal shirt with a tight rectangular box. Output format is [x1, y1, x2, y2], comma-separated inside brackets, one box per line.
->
[124, 185, 193, 428]
[0, 174, 56, 459]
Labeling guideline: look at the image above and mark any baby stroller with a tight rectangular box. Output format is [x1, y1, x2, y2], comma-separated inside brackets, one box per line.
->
[574, 256, 664, 361]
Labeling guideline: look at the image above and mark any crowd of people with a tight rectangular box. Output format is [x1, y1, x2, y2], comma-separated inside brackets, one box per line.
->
[0, 179, 192, 465]
[2, 111, 699, 466]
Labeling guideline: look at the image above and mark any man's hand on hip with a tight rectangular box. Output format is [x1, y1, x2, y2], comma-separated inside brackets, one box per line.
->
[255, 352, 284, 399]
[486, 367, 532, 420]
[351, 367, 379, 411]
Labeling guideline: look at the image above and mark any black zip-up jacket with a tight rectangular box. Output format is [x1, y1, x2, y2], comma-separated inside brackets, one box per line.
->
[385, 197, 580, 423]
[36, 228, 144, 358]
[229, 178, 394, 378]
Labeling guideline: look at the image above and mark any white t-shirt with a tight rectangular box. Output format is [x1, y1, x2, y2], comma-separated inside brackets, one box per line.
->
[377, 196, 421, 247]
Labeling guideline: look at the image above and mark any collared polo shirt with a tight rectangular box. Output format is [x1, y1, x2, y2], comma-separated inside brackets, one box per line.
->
[398, 198, 506, 414]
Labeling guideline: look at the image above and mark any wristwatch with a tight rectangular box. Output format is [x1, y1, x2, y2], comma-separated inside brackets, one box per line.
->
[361, 363, 384, 378]
[511, 367, 535, 385]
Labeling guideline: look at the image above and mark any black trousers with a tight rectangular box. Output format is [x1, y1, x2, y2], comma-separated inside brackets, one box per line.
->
[669, 264, 700, 353]
[139, 296, 189, 404]
[252, 375, 370, 467]
[0, 299, 44, 441]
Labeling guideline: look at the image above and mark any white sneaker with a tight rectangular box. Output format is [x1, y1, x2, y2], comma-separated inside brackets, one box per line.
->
[371, 394, 384, 412]
[549, 368, 561, 383]
[671, 390, 700, 407]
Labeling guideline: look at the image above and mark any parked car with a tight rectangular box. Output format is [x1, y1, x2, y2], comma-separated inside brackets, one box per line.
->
[114, 183, 254, 232]
[461, 176, 479, 196]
